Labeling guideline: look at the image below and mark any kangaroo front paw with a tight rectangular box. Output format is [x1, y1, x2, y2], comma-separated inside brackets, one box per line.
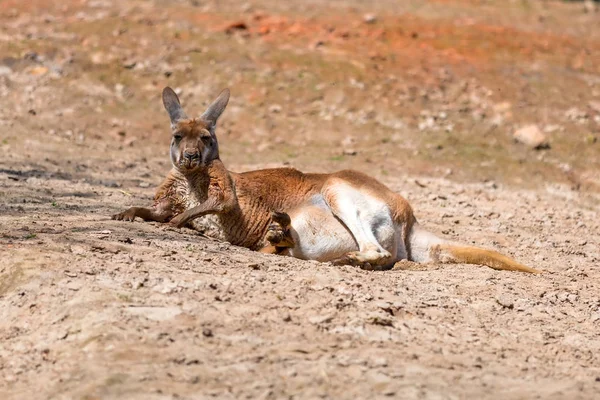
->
[112, 208, 137, 222]
[168, 214, 186, 228]
[265, 211, 295, 248]
[265, 223, 286, 245]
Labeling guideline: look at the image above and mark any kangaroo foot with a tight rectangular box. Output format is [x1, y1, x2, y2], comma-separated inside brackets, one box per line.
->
[331, 249, 392, 269]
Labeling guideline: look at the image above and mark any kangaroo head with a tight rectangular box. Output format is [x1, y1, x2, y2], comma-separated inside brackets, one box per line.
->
[162, 87, 230, 172]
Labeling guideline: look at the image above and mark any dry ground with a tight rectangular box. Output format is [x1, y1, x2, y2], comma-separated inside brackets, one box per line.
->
[1, 0, 600, 399]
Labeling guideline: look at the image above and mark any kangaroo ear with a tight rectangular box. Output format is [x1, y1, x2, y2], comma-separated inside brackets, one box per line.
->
[200, 88, 230, 128]
[162, 87, 188, 126]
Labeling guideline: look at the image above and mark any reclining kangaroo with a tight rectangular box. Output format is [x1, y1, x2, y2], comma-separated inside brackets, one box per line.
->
[112, 87, 539, 273]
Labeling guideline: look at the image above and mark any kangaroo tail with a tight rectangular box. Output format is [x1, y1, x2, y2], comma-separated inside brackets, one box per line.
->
[408, 223, 540, 274]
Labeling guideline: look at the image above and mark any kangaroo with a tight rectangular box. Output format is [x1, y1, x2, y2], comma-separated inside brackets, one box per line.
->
[112, 87, 540, 274]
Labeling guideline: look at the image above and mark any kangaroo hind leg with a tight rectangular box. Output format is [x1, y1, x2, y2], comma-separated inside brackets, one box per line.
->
[323, 183, 396, 267]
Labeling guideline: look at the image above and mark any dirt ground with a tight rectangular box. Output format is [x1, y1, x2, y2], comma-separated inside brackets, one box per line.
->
[1, 0, 600, 399]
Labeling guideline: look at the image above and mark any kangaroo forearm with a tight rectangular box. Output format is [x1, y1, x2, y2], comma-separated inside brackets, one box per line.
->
[134, 207, 174, 222]
[112, 206, 174, 223]
[179, 199, 221, 222]
[170, 194, 237, 227]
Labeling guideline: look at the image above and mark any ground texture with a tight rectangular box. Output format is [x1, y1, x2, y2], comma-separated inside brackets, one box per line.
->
[1, 0, 600, 399]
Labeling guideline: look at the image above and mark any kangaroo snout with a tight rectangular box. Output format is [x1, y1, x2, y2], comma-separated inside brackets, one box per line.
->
[184, 150, 200, 161]
[180, 149, 201, 169]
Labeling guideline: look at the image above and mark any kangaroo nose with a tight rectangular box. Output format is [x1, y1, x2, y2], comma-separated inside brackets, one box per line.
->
[184, 151, 199, 161]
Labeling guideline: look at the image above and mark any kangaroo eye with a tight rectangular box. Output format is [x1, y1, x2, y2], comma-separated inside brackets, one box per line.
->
[173, 134, 183, 141]
[201, 136, 211, 144]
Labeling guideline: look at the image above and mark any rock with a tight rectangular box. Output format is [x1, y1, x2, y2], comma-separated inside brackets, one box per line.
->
[268, 104, 282, 114]
[513, 125, 549, 149]
[0, 66, 13, 76]
[496, 294, 514, 309]
[122, 59, 137, 69]
[583, 0, 597, 13]
[224, 21, 248, 35]
[308, 314, 334, 325]
[342, 148, 357, 156]
[514, 299, 529, 311]
[363, 14, 377, 24]
[565, 107, 588, 123]
[311, 39, 326, 49]
[370, 357, 388, 367]
[341, 136, 356, 148]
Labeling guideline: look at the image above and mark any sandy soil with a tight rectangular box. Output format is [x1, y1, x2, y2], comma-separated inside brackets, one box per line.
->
[1, 0, 600, 399]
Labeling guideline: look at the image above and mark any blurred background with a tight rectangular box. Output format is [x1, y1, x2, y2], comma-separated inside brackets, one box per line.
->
[1, 0, 599, 191]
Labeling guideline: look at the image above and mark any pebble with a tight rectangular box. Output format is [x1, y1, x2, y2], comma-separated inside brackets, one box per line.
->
[268, 104, 282, 114]
[513, 125, 549, 149]
[308, 314, 334, 325]
[363, 14, 377, 24]
[0, 66, 13, 76]
[496, 294, 514, 309]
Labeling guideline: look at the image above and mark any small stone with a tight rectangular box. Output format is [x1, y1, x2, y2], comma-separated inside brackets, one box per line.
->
[565, 107, 588, 123]
[496, 294, 514, 309]
[311, 40, 326, 49]
[341, 136, 356, 147]
[363, 14, 377, 24]
[371, 357, 388, 367]
[513, 125, 549, 149]
[0, 66, 13, 76]
[224, 21, 248, 34]
[515, 299, 529, 311]
[139, 182, 150, 188]
[583, 0, 597, 13]
[66, 281, 82, 291]
[268, 104, 282, 114]
[309, 314, 333, 325]
[122, 59, 137, 69]
[343, 148, 357, 156]
[202, 328, 213, 337]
